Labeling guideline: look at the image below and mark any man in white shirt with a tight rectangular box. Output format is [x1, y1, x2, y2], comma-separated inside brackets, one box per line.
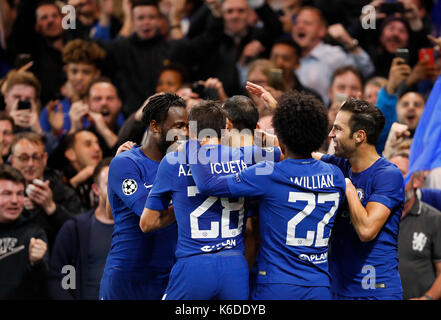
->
[292, 6, 374, 106]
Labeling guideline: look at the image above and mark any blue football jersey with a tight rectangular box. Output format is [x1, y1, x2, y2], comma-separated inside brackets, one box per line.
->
[104, 146, 177, 272]
[321, 154, 404, 298]
[145, 142, 281, 259]
[190, 154, 346, 288]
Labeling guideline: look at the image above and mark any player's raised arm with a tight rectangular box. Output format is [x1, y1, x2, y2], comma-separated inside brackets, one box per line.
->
[139, 207, 175, 233]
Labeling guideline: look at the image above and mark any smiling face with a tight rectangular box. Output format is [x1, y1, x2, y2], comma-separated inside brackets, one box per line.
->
[380, 20, 409, 54]
[132, 5, 160, 40]
[328, 110, 358, 158]
[66, 131, 103, 171]
[396, 92, 425, 131]
[10, 139, 47, 184]
[0, 179, 25, 224]
[159, 106, 189, 153]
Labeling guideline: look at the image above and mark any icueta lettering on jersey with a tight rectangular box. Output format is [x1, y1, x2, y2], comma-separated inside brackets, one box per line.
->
[178, 160, 248, 177]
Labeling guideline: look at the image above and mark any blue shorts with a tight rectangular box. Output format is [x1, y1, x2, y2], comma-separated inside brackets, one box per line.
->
[251, 283, 331, 300]
[99, 267, 170, 300]
[331, 292, 403, 300]
[163, 250, 249, 300]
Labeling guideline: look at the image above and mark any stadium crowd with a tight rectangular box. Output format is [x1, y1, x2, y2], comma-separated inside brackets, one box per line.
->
[1, 0, 441, 300]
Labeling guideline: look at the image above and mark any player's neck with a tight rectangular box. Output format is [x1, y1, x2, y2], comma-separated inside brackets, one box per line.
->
[141, 136, 163, 162]
[228, 132, 254, 148]
[200, 137, 221, 146]
[349, 145, 380, 173]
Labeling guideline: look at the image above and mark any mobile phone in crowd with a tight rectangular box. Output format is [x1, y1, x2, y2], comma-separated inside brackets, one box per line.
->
[17, 100, 31, 110]
[395, 48, 409, 65]
[418, 48, 435, 66]
[268, 68, 284, 91]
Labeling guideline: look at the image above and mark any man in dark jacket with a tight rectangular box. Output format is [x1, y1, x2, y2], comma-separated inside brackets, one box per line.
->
[102, 0, 176, 117]
[9, 132, 83, 248]
[48, 158, 113, 300]
[0, 164, 48, 299]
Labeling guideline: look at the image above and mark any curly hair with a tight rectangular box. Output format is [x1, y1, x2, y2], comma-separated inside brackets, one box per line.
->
[141, 93, 186, 129]
[62, 39, 106, 65]
[272, 90, 328, 156]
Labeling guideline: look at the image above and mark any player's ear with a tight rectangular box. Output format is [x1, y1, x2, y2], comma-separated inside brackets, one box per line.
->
[149, 120, 161, 134]
[226, 118, 233, 130]
[355, 130, 366, 144]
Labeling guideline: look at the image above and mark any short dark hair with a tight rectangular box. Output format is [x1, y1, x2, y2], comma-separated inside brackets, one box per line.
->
[131, 0, 159, 11]
[0, 111, 15, 131]
[141, 93, 186, 129]
[189, 100, 226, 139]
[92, 157, 112, 184]
[64, 129, 97, 150]
[339, 98, 385, 145]
[159, 62, 189, 85]
[273, 90, 328, 157]
[272, 37, 301, 57]
[223, 95, 258, 131]
[0, 164, 26, 186]
[330, 65, 364, 89]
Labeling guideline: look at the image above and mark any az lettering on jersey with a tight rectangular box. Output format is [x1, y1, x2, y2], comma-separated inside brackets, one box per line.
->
[291, 175, 335, 189]
[210, 160, 248, 175]
[178, 164, 192, 177]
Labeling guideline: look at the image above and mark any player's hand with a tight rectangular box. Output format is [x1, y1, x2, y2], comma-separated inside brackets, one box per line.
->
[246, 81, 277, 110]
[29, 237, 47, 266]
[116, 141, 136, 155]
[345, 178, 356, 194]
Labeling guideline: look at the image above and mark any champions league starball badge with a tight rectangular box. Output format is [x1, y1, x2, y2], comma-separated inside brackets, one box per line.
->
[122, 179, 138, 195]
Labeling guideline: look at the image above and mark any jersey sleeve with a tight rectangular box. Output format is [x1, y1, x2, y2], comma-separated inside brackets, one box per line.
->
[226, 162, 271, 198]
[145, 155, 174, 211]
[320, 154, 350, 176]
[108, 154, 148, 216]
[368, 167, 404, 211]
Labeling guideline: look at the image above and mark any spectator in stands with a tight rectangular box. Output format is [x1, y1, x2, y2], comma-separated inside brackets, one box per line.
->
[3, 70, 43, 135]
[67, 78, 123, 156]
[363, 76, 387, 106]
[292, 6, 374, 105]
[0, 111, 15, 164]
[174, 0, 282, 98]
[63, 130, 103, 210]
[0, 164, 49, 299]
[48, 157, 113, 300]
[39, 39, 105, 151]
[9, 132, 82, 247]
[399, 172, 441, 300]
[7, 0, 66, 105]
